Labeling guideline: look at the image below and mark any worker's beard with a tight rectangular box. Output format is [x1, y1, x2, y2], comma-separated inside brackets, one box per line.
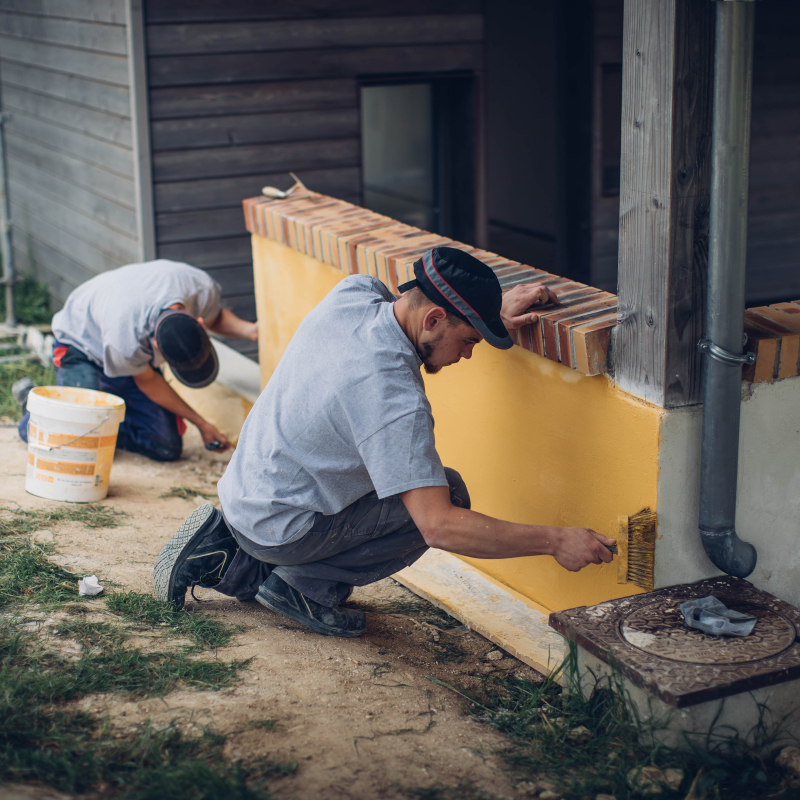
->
[418, 332, 445, 375]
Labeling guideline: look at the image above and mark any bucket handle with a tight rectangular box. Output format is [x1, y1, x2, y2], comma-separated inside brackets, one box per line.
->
[34, 415, 110, 452]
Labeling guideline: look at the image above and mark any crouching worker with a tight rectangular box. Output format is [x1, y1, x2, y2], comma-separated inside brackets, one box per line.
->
[15, 259, 258, 462]
[154, 247, 615, 636]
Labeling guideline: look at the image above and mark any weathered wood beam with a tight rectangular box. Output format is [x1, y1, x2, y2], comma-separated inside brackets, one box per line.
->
[615, 0, 715, 407]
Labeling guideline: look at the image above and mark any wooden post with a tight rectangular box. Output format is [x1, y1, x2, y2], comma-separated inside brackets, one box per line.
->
[615, 0, 715, 407]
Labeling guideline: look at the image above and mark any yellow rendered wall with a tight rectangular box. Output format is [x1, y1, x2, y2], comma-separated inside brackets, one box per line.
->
[253, 236, 347, 387]
[252, 236, 662, 612]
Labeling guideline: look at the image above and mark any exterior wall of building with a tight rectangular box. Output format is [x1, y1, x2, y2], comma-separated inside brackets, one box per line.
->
[251, 232, 661, 614]
[144, 0, 484, 352]
[0, 0, 140, 308]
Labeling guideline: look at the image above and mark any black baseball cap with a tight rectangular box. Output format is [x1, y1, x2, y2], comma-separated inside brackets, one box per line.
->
[398, 247, 513, 350]
[154, 309, 219, 388]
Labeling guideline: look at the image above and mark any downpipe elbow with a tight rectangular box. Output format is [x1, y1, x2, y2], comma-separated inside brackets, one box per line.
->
[700, 527, 757, 579]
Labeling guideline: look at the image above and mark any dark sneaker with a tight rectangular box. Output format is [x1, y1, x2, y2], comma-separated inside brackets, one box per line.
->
[12, 377, 34, 414]
[256, 573, 366, 638]
[153, 504, 238, 609]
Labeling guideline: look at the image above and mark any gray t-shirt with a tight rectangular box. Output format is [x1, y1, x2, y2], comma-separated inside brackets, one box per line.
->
[218, 275, 448, 547]
[52, 260, 221, 378]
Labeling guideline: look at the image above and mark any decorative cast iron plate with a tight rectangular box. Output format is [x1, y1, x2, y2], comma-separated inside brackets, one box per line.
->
[549, 577, 800, 708]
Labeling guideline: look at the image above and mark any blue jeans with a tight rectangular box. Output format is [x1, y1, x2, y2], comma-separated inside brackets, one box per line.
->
[215, 468, 470, 607]
[19, 343, 183, 462]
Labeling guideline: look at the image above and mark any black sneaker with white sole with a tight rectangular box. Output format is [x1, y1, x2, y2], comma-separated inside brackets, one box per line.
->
[153, 504, 238, 609]
[256, 573, 366, 638]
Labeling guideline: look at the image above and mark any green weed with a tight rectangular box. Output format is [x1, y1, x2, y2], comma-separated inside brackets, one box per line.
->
[248, 719, 279, 731]
[404, 784, 495, 800]
[161, 486, 218, 500]
[436, 647, 800, 799]
[0, 538, 81, 608]
[106, 590, 236, 649]
[0, 359, 56, 421]
[0, 274, 52, 325]
[0, 503, 126, 537]
[0, 526, 284, 798]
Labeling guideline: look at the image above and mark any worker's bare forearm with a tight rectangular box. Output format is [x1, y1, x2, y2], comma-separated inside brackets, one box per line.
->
[423, 505, 560, 559]
[400, 485, 614, 572]
[133, 370, 205, 428]
[208, 308, 258, 341]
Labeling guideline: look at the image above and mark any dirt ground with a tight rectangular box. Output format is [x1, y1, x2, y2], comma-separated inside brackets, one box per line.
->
[0, 423, 542, 800]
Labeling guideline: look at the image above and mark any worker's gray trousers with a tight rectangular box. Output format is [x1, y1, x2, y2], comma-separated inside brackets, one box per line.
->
[215, 468, 469, 608]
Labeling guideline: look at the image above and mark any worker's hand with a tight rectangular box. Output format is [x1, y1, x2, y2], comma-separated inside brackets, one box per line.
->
[500, 282, 560, 329]
[196, 421, 230, 451]
[550, 528, 615, 572]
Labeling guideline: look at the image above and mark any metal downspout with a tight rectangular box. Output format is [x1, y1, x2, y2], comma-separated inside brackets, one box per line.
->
[698, 0, 757, 578]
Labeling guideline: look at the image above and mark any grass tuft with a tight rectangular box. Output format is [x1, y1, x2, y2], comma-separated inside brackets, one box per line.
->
[248, 719, 279, 731]
[0, 503, 126, 538]
[0, 538, 82, 608]
[0, 522, 281, 797]
[106, 590, 236, 649]
[446, 647, 798, 800]
[161, 486, 218, 500]
[0, 359, 56, 422]
[404, 784, 495, 800]
[0, 274, 52, 326]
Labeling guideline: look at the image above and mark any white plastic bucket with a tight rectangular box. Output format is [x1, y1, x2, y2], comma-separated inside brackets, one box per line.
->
[25, 386, 126, 503]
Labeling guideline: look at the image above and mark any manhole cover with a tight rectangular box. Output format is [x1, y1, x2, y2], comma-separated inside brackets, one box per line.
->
[620, 598, 797, 664]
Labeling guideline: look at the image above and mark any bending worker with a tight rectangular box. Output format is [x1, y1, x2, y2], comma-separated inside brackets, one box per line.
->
[155, 247, 614, 636]
[15, 259, 258, 462]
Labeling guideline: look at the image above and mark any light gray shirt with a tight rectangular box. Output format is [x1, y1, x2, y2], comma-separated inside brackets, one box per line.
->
[52, 260, 221, 378]
[218, 275, 447, 547]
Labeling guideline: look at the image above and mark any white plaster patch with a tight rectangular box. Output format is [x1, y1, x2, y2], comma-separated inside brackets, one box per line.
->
[586, 602, 615, 618]
[620, 624, 658, 650]
[655, 378, 800, 608]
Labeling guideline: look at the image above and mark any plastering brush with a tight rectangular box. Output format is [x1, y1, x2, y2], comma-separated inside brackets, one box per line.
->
[616, 508, 657, 591]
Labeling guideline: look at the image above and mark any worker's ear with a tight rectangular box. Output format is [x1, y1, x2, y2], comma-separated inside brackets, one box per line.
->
[421, 306, 447, 333]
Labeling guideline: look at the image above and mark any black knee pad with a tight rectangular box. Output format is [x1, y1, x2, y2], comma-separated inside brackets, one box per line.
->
[444, 467, 471, 510]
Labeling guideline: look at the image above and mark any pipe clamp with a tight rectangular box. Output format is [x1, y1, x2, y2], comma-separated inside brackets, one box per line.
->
[698, 336, 756, 367]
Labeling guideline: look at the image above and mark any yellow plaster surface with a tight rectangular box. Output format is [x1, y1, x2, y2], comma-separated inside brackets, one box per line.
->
[423, 345, 660, 611]
[251, 235, 662, 613]
[253, 236, 347, 387]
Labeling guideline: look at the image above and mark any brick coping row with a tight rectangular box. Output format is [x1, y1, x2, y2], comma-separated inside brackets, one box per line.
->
[242, 192, 616, 377]
[242, 191, 800, 386]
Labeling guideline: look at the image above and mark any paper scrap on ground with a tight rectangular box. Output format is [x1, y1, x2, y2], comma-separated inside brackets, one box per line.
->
[680, 595, 756, 637]
[78, 575, 104, 596]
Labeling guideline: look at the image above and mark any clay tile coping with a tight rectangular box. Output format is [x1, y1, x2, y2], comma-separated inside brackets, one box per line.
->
[243, 193, 614, 377]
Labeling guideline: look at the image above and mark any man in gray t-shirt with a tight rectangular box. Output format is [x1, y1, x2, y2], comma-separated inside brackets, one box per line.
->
[17, 260, 258, 462]
[155, 247, 615, 637]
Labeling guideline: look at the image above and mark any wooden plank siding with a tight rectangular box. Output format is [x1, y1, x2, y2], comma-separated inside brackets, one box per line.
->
[145, 0, 485, 327]
[0, 2, 137, 309]
[590, 0, 800, 305]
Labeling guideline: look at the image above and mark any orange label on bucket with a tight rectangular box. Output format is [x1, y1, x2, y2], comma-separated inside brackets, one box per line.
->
[35, 458, 96, 476]
[45, 432, 100, 449]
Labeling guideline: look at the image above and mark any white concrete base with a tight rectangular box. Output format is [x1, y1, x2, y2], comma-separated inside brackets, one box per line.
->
[396, 549, 566, 679]
[577, 649, 800, 752]
[655, 377, 800, 608]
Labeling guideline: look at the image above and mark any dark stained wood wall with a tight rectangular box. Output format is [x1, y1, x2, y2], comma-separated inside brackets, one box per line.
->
[589, 0, 623, 294]
[144, 0, 484, 343]
[0, 0, 139, 308]
[747, 1, 800, 304]
[590, 0, 800, 305]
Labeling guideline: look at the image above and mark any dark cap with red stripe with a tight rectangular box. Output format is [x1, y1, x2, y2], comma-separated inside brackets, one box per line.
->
[398, 246, 513, 350]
